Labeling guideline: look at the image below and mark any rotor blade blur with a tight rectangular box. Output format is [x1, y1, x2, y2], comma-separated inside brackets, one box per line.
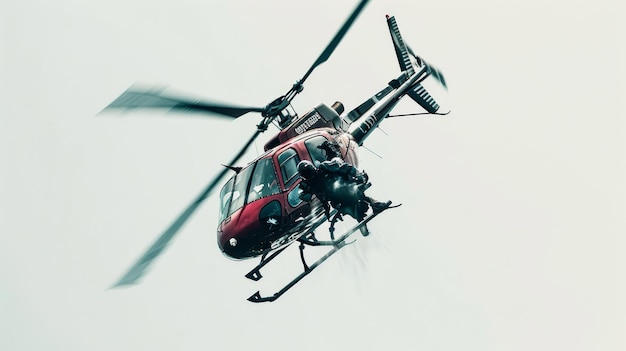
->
[298, 0, 369, 85]
[406, 45, 447, 89]
[103, 88, 265, 118]
[113, 129, 262, 287]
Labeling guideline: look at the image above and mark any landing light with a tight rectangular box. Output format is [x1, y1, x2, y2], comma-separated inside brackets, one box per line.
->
[229, 238, 238, 247]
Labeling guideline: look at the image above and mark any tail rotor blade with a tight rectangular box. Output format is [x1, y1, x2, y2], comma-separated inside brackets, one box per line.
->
[406, 45, 447, 89]
[113, 129, 262, 287]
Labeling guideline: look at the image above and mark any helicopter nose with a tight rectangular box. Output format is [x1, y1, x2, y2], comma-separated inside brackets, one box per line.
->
[218, 217, 260, 260]
[217, 199, 279, 259]
[225, 237, 246, 258]
[218, 232, 247, 259]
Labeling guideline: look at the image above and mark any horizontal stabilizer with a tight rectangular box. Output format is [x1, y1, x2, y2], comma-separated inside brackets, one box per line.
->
[407, 84, 439, 113]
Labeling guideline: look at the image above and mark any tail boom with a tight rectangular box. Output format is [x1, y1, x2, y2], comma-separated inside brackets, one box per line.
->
[348, 67, 429, 145]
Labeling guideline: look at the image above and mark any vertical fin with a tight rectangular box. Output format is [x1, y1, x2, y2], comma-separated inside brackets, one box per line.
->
[386, 15, 414, 76]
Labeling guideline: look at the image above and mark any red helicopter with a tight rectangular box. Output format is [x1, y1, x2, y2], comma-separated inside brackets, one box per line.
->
[104, 0, 448, 302]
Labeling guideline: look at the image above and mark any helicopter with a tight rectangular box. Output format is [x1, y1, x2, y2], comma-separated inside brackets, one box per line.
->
[104, 0, 448, 302]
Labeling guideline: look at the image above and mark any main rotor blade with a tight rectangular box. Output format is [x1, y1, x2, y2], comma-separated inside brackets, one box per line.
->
[298, 0, 370, 85]
[113, 129, 262, 287]
[103, 88, 265, 118]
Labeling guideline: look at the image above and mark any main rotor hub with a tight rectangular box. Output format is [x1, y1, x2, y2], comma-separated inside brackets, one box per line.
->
[258, 96, 298, 131]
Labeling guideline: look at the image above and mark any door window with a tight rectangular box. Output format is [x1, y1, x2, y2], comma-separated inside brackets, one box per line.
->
[277, 148, 300, 188]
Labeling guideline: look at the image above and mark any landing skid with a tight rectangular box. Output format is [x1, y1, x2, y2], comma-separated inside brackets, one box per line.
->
[247, 203, 400, 303]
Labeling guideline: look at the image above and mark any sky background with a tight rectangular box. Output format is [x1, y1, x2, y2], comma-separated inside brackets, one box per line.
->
[1, 0, 625, 350]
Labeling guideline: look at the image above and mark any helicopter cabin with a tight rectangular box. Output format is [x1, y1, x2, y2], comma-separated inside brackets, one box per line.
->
[219, 130, 334, 224]
[217, 129, 344, 258]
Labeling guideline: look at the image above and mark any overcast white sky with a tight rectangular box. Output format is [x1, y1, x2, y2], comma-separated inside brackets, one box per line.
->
[1, 0, 625, 350]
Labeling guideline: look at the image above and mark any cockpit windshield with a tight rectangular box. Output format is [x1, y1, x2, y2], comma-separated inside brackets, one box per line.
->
[218, 157, 280, 222]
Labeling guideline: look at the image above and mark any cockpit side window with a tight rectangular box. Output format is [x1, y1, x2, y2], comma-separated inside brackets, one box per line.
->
[218, 164, 255, 221]
[277, 148, 300, 188]
[247, 158, 280, 203]
[304, 135, 330, 166]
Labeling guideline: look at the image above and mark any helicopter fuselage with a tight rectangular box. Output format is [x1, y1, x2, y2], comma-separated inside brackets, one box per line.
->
[217, 128, 358, 259]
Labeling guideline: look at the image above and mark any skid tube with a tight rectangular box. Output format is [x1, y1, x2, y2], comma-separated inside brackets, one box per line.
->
[247, 204, 400, 303]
